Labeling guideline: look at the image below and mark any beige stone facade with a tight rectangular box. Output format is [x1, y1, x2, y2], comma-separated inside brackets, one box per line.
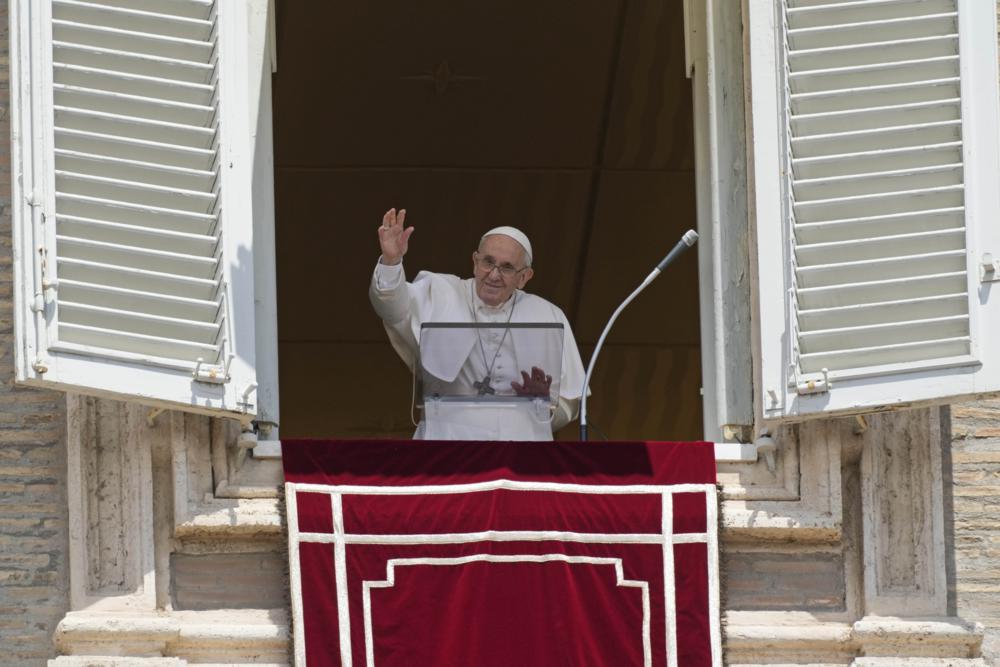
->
[0, 1, 998, 666]
[0, 3, 71, 663]
[950, 399, 1000, 663]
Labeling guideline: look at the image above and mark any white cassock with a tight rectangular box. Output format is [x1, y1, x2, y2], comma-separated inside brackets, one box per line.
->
[369, 260, 587, 440]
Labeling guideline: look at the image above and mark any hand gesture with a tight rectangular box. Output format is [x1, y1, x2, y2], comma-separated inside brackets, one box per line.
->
[378, 208, 414, 265]
[512, 366, 553, 397]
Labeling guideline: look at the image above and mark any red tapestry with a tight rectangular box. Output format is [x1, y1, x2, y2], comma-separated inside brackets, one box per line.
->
[283, 439, 720, 667]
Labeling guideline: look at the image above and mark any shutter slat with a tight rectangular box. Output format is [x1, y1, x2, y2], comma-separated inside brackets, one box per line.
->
[793, 185, 964, 223]
[76, 0, 214, 20]
[56, 235, 218, 279]
[793, 142, 962, 179]
[60, 301, 220, 344]
[53, 84, 214, 126]
[792, 99, 959, 136]
[58, 321, 220, 362]
[796, 249, 966, 288]
[797, 271, 967, 310]
[57, 214, 218, 256]
[790, 56, 959, 95]
[59, 278, 220, 322]
[54, 149, 217, 191]
[53, 41, 214, 84]
[789, 35, 958, 70]
[55, 105, 215, 149]
[57, 256, 219, 301]
[791, 119, 962, 158]
[793, 164, 961, 200]
[54, 63, 214, 106]
[791, 78, 960, 115]
[799, 337, 970, 373]
[56, 192, 216, 235]
[798, 293, 968, 330]
[53, 0, 214, 41]
[794, 207, 963, 244]
[799, 314, 968, 354]
[56, 170, 217, 213]
[52, 20, 212, 61]
[796, 227, 965, 265]
[787, 12, 957, 50]
[787, 0, 954, 26]
[55, 128, 215, 170]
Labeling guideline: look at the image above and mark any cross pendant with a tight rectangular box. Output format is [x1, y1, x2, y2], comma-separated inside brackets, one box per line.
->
[474, 377, 495, 396]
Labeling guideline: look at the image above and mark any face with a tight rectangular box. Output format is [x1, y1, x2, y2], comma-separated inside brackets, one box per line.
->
[472, 234, 534, 307]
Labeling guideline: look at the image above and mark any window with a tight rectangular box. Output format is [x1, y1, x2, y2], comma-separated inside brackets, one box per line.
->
[746, 0, 1000, 423]
[10, 0, 270, 421]
[12, 0, 1000, 441]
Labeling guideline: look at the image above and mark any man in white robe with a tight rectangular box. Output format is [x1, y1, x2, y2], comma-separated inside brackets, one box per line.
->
[369, 208, 586, 440]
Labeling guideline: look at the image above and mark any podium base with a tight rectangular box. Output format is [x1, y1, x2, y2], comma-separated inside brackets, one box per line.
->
[420, 399, 553, 441]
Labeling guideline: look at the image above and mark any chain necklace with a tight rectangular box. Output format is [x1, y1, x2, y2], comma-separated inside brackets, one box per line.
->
[470, 282, 517, 396]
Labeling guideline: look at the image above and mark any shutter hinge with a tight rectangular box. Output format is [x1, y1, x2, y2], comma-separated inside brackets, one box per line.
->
[795, 367, 831, 396]
[192, 355, 233, 385]
[981, 253, 999, 283]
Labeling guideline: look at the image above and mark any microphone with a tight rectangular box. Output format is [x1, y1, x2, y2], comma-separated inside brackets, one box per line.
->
[579, 229, 699, 441]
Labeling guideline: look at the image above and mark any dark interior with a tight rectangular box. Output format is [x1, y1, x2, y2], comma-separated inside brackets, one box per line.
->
[272, 0, 702, 440]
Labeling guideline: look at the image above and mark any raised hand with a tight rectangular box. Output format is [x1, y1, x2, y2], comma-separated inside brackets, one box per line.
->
[378, 208, 415, 265]
[511, 366, 553, 397]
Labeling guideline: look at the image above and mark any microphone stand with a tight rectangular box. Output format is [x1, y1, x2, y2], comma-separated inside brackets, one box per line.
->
[579, 230, 699, 441]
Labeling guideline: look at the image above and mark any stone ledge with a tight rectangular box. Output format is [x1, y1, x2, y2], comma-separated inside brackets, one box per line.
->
[852, 616, 984, 659]
[174, 499, 283, 538]
[724, 613, 984, 664]
[852, 659, 989, 667]
[722, 505, 841, 542]
[53, 609, 289, 664]
[50, 659, 185, 666]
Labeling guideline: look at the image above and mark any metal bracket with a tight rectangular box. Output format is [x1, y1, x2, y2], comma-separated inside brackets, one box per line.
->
[981, 253, 1000, 283]
[192, 354, 233, 385]
[754, 433, 778, 473]
[146, 407, 166, 427]
[796, 367, 830, 396]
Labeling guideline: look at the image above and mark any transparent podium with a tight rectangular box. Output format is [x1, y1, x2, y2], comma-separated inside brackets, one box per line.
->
[417, 322, 564, 441]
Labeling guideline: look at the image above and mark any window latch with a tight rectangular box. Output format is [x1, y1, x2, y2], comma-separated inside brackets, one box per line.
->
[981, 253, 999, 283]
[795, 367, 830, 396]
[192, 355, 233, 385]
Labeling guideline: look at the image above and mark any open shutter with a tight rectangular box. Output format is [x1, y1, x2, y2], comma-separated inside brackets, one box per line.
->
[11, 0, 260, 418]
[748, 0, 1000, 422]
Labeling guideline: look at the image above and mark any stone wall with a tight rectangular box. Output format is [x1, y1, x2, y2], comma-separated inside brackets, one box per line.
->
[945, 9, 1000, 665]
[0, 1, 71, 663]
[950, 399, 1000, 664]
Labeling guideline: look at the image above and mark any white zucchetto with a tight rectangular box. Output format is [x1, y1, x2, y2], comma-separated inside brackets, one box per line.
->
[480, 226, 533, 266]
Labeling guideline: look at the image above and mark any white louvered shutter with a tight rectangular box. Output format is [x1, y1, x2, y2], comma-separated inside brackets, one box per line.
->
[11, 0, 261, 418]
[748, 0, 1000, 422]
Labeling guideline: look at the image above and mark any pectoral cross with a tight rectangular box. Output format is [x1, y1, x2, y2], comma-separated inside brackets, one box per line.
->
[474, 376, 496, 396]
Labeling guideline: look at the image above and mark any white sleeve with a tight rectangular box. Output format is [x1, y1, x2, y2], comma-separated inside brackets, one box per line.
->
[551, 396, 579, 432]
[369, 260, 411, 326]
[374, 259, 404, 290]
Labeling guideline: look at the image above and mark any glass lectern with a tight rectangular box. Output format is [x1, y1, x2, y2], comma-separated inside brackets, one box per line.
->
[417, 323, 564, 441]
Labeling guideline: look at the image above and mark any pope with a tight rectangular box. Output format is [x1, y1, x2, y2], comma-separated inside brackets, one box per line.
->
[369, 208, 587, 440]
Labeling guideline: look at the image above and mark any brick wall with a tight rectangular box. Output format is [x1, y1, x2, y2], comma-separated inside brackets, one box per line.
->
[950, 398, 1000, 664]
[0, 2, 71, 664]
[946, 11, 1000, 665]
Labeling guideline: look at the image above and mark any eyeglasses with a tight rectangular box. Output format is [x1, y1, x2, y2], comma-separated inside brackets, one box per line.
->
[475, 254, 527, 279]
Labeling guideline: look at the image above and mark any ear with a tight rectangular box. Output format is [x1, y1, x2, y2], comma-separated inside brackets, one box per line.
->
[471, 251, 478, 272]
[518, 267, 534, 289]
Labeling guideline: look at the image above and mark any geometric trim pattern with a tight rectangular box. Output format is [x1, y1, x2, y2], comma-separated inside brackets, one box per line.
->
[286, 479, 721, 667]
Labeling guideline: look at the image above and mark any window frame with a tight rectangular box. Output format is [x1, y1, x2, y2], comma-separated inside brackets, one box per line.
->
[746, 0, 1000, 425]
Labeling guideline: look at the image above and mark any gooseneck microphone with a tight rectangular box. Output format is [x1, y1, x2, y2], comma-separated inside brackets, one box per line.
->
[579, 230, 699, 441]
